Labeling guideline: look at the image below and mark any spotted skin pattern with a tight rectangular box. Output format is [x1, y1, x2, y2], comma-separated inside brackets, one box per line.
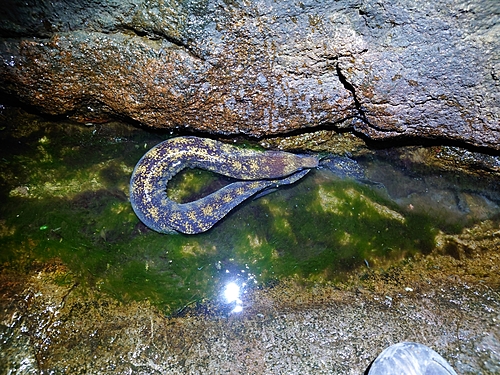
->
[129, 136, 319, 234]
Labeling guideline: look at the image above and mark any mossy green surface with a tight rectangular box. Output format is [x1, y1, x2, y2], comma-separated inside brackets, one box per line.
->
[0, 113, 459, 315]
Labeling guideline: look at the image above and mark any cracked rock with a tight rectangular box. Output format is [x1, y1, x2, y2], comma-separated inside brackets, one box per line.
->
[0, 0, 498, 149]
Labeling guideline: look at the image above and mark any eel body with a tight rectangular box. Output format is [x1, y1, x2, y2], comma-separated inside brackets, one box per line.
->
[129, 136, 319, 234]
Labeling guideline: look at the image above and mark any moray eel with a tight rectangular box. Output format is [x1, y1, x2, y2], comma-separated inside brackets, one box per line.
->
[129, 136, 319, 234]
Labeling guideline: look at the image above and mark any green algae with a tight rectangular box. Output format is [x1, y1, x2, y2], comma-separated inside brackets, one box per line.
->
[0, 111, 483, 315]
[212, 175, 438, 283]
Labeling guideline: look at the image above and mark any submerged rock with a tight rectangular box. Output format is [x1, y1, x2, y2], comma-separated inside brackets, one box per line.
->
[1, 232, 499, 374]
[0, 0, 499, 149]
[0, 102, 499, 375]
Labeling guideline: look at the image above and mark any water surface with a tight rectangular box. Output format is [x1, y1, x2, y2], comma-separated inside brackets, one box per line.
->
[1, 111, 499, 315]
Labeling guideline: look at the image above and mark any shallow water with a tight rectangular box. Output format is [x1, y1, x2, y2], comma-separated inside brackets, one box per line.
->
[0, 111, 499, 316]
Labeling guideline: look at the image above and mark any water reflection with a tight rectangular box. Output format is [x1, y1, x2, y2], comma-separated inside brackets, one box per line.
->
[223, 282, 243, 313]
[0, 114, 499, 316]
[218, 263, 259, 314]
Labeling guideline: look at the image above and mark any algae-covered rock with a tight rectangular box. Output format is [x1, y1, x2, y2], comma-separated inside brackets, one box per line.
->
[0, 105, 499, 375]
[1, 230, 500, 374]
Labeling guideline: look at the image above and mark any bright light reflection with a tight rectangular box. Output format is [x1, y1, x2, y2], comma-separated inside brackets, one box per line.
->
[223, 281, 243, 313]
[232, 304, 243, 313]
[224, 282, 240, 303]
[217, 263, 258, 314]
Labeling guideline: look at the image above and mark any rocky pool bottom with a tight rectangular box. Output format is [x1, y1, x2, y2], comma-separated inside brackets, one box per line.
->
[0, 109, 499, 374]
[1, 237, 499, 374]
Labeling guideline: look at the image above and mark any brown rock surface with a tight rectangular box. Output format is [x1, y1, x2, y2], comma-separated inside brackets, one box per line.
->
[0, 0, 499, 149]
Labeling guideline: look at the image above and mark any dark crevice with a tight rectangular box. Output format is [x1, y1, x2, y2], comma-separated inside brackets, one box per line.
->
[355, 131, 500, 157]
[176, 117, 360, 143]
[336, 62, 370, 126]
[120, 25, 150, 38]
[148, 117, 500, 157]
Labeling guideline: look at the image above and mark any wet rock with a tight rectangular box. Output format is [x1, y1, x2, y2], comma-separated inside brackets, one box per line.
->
[259, 130, 368, 155]
[1, 240, 500, 374]
[357, 146, 500, 228]
[0, 109, 499, 374]
[0, 0, 498, 149]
